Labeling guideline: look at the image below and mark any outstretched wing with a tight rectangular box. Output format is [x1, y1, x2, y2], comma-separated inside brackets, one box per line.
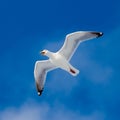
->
[34, 60, 56, 96]
[58, 31, 103, 61]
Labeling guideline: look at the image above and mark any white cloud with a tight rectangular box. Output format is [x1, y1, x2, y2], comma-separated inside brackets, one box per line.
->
[0, 103, 48, 120]
[0, 101, 105, 120]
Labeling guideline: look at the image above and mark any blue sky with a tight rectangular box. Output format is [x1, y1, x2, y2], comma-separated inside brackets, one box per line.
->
[0, 0, 120, 120]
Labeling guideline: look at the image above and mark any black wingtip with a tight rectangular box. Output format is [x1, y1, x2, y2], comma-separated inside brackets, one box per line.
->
[38, 88, 44, 96]
[91, 32, 103, 38]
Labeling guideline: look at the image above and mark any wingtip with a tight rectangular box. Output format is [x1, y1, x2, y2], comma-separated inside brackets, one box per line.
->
[99, 32, 103, 37]
[38, 92, 41, 96]
[37, 88, 44, 96]
[91, 32, 103, 38]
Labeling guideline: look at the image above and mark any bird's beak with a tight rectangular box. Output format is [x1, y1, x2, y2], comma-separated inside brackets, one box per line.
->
[40, 51, 45, 55]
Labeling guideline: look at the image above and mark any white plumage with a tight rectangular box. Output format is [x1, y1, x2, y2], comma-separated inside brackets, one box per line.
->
[34, 31, 103, 96]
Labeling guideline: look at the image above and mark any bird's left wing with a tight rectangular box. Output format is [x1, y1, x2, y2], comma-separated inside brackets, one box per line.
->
[34, 60, 56, 96]
[58, 31, 103, 61]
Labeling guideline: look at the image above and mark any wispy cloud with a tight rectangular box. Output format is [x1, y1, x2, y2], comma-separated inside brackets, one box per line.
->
[0, 102, 48, 120]
[0, 101, 105, 120]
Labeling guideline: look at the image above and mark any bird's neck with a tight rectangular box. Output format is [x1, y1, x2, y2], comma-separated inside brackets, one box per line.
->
[46, 51, 54, 58]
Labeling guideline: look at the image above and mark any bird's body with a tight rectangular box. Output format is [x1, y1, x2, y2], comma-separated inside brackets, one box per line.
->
[50, 53, 69, 70]
[49, 52, 79, 76]
[34, 31, 103, 95]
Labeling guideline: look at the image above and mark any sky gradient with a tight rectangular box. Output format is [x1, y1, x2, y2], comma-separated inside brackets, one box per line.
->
[0, 0, 120, 120]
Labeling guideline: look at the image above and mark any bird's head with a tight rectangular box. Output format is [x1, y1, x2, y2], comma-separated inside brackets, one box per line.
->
[40, 49, 48, 56]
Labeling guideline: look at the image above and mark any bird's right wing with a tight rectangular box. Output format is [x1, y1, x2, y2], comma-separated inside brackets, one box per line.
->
[58, 31, 103, 61]
[34, 60, 56, 95]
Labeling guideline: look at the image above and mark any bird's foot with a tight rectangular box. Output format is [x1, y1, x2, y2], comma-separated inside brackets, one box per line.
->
[69, 68, 79, 76]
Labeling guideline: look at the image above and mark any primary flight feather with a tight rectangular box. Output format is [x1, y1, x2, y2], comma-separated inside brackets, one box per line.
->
[34, 31, 103, 96]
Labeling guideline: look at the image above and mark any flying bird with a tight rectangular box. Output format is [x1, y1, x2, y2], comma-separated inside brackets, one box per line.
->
[34, 31, 103, 96]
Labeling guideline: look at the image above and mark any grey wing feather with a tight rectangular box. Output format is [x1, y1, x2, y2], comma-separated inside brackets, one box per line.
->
[34, 60, 55, 95]
[58, 31, 103, 61]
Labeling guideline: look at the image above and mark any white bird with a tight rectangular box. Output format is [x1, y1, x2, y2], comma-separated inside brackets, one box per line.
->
[34, 31, 103, 96]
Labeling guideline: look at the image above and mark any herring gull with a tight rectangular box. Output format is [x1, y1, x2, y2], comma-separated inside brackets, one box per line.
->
[34, 31, 103, 96]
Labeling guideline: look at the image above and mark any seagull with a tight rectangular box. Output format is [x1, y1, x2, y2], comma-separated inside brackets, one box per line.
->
[34, 31, 103, 96]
